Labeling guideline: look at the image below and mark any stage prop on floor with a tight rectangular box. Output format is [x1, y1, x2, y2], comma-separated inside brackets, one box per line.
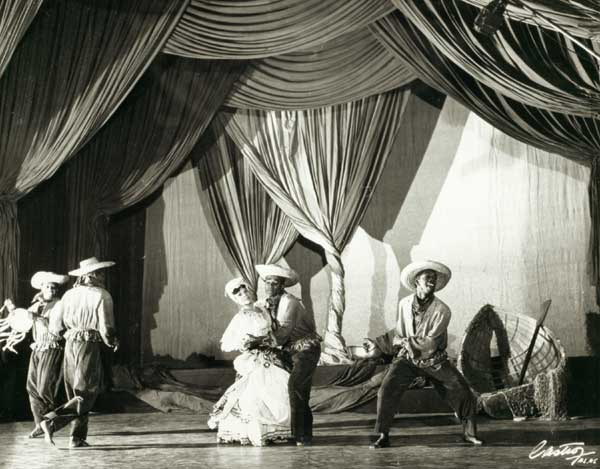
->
[110, 358, 437, 416]
[458, 303, 567, 420]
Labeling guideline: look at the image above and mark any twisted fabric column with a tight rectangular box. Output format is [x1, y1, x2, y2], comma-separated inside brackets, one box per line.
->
[320, 249, 353, 364]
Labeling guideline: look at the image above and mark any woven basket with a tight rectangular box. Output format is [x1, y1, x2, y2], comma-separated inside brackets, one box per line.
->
[458, 304, 567, 420]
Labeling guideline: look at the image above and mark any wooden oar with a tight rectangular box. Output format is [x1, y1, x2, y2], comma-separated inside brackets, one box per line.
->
[518, 299, 552, 386]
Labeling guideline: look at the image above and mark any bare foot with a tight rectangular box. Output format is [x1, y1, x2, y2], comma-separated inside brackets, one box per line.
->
[28, 426, 43, 439]
[40, 420, 55, 446]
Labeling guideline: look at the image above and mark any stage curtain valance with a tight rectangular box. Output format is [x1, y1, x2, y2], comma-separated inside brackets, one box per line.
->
[371, 12, 600, 161]
[0, 0, 188, 300]
[394, 0, 600, 117]
[0, 0, 43, 79]
[225, 28, 415, 110]
[196, 129, 298, 294]
[370, 12, 600, 302]
[163, 0, 394, 59]
[459, 0, 600, 40]
[221, 89, 410, 364]
[63, 56, 242, 266]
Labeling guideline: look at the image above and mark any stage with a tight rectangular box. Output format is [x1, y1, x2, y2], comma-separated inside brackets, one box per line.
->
[2, 411, 600, 469]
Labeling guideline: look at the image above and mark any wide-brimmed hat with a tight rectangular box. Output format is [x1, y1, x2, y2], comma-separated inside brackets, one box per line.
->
[30, 271, 69, 290]
[400, 260, 451, 292]
[69, 257, 115, 277]
[255, 264, 299, 287]
[224, 277, 249, 300]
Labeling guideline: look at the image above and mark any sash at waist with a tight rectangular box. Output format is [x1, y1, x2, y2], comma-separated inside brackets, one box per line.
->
[64, 329, 102, 342]
[283, 333, 322, 353]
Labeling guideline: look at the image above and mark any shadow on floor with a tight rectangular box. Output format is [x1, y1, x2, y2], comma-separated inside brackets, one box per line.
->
[96, 428, 215, 437]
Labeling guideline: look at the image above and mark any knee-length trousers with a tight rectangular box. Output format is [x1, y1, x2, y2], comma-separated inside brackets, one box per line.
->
[27, 348, 63, 427]
[44, 340, 103, 440]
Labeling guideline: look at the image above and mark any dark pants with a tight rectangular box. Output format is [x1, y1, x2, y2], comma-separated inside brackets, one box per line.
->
[27, 348, 63, 427]
[44, 340, 104, 440]
[288, 346, 320, 439]
[375, 358, 477, 435]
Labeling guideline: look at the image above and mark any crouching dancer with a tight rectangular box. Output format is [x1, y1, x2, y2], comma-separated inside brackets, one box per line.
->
[40, 257, 119, 448]
[363, 260, 483, 449]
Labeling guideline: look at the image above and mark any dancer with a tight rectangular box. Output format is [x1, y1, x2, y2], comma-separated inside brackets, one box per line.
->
[363, 260, 484, 448]
[3, 271, 68, 438]
[40, 257, 119, 448]
[208, 277, 292, 446]
[255, 264, 321, 446]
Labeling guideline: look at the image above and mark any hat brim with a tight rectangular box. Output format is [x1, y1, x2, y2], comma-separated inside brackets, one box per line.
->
[224, 277, 250, 299]
[256, 264, 299, 287]
[69, 261, 115, 277]
[31, 271, 69, 290]
[400, 260, 451, 292]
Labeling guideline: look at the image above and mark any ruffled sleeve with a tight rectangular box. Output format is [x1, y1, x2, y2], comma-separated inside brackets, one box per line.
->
[220, 307, 272, 352]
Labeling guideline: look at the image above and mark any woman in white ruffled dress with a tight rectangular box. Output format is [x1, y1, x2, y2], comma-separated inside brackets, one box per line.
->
[208, 277, 292, 446]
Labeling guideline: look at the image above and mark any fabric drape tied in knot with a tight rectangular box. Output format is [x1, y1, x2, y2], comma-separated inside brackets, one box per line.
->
[223, 89, 410, 365]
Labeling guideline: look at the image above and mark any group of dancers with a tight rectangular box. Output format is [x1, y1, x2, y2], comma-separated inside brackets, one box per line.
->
[208, 259, 483, 448]
[2, 256, 484, 449]
[3, 257, 118, 448]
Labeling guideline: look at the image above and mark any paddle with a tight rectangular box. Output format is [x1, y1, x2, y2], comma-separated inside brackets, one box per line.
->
[517, 299, 552, 386]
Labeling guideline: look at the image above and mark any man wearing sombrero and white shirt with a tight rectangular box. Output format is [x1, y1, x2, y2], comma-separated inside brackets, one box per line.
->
[363, 260, 483, 449]
[3, 271, 68, 438]
[255, 264, 321, 447]
[40, 257, 119, 449]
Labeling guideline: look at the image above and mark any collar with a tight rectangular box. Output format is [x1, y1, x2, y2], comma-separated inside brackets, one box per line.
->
[412, 294, 434, 315]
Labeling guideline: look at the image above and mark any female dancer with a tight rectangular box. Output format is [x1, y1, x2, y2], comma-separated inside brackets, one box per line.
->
[208, 277, 291, 446]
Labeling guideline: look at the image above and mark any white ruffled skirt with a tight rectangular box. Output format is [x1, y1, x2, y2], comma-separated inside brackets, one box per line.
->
[208, 351, 291, 446]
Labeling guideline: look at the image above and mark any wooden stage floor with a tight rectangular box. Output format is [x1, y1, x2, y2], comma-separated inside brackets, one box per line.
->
[2, 411, 599, 469]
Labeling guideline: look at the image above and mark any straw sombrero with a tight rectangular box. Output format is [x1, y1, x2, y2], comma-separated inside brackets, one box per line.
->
[69, 257, 115, 276]
[224, 277, 249, 299]
[255, 264, 299, 287]
[31, 271, 69, 290]
[400, 260, 451, 292]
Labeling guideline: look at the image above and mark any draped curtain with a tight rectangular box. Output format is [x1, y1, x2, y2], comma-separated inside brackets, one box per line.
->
[0, 201, 18, 303]
[370, 10, 600, 301]
[371, 13, 600, 162]
[0, 0, 43, 79]
[196, 128, 298, 295]
[63, 56, 243, 268]
[459, 0, 600, 39]
[163, 0, 394, 59]
[222, 89, 410, 363]
[393, 0, 600, 117]
[0, 0, 188, 301]
[225, 28, 415, 110]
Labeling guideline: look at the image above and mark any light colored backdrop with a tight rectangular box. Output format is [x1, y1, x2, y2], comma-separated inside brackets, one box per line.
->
[142, 96, 594, 362]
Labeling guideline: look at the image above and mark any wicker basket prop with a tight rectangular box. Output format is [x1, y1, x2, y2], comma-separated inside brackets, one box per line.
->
[458, 304, 567, 420]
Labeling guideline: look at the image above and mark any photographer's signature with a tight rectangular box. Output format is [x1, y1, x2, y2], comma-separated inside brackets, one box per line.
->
[529, 440, 598, 466]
